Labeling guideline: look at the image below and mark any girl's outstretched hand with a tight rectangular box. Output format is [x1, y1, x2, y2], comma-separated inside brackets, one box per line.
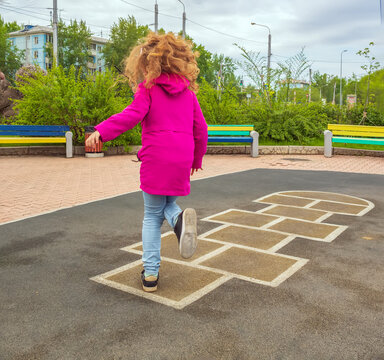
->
[191, 168, 202, 176]
[85, 131, 101, 148]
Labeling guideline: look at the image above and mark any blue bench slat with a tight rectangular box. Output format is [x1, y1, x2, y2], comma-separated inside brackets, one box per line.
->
[0, 125, 70, 132]
[208, 137, 253, 143]
[0, 131, 68, 137]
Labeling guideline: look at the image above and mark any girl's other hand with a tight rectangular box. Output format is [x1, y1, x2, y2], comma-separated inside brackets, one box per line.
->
[85, 131, 101, 148]
[191, 168, 202, 176]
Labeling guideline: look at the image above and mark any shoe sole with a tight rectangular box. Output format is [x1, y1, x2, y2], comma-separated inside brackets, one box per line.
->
[179, 208, 197, 259]
[142, 284, 158, 292]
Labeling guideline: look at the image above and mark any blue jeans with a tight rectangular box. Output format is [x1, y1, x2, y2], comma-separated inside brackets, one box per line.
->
[142, 192, 182, 275]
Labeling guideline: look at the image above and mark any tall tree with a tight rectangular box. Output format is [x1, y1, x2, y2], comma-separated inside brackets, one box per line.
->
[278, 48, 311, 102]
[102, 16, 149, 68]
[0, 16, 23, 82]
[46, 19, 92, 72]
[356, 42, 381, 120]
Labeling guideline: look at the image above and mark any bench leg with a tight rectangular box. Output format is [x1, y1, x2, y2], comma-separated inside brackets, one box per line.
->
[324, 130, 333, 158]
[65, 131, 73, 158]
[250, 131, 259, 157]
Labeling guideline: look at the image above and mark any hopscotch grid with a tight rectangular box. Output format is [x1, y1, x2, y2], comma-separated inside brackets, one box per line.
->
[258, 217, 286, 230]
[198, 234, 295, 253]
[189, 244, 232, 265]
[199, 223, 292, 242]
[253, 190, 374, 213]
[91, 190, 373, 309]
[303, 200, 322, 208]
[201, 208, 279, 223]
[202, 212, 348, 242]
[255, 205, 334, 224]
[270, 258, 309, 287]
[267, 235, 297, 252]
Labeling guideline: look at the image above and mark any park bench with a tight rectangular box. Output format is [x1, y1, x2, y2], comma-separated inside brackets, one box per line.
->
[324, 124, 384, 157]
[208, 124, 259, 157]
[0, 125, 73, 158]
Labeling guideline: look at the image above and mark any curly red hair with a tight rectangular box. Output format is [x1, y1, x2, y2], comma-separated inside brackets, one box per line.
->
[124, 32, 200, 93]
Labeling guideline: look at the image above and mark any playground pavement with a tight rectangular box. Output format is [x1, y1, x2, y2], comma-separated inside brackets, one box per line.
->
[0, 154, 383, 225]
[0, 154, 383, 360]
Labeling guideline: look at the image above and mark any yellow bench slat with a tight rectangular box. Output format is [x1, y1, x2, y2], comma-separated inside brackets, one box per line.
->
[208, 126, 254, 131]
[0, 137, 67, 144]
[331, 131, 384, 137]
[328, 124, 384, 133]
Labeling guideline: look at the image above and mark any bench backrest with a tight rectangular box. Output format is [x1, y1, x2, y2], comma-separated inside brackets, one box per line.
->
[0, 125, 70, 137]
[208, 125, 254, 136]
[328, 124, 384, 138]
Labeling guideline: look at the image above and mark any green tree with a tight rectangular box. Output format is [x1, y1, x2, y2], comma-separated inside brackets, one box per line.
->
[103, 16, 149, 68]
[278, 48, 311, 102]
[0, 16, 24, 82]
[356, 42, 381, 121]
[46, 19, 92, 72]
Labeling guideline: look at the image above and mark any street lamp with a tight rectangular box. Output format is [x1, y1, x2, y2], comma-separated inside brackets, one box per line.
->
[251, 22, 271, 86]
[340, 49, 347, 108]
[178, 0, 186, 38]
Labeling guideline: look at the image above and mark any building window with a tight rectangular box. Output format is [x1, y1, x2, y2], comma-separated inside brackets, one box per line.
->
[89, 43, 96, 50]
[46, 34, 53, 43]
[34, 37, 39, 45]
[97, 45, 102, 52]
[34, 50, 39, 59]
[99, 67, 102, 72]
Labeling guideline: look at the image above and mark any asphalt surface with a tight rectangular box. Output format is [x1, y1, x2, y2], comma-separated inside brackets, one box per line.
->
[1, 169, 383, 360]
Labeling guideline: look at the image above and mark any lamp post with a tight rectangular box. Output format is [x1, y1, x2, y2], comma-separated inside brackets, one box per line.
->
[340, 49, 347, 108]
[53, 0, 58, 65]
[154, 1, 158, 33]
[178, 0, 186, 38]
[251, 22, 271, 86]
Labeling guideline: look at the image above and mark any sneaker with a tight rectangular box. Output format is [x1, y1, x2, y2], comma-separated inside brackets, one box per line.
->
[174, 208, 197, 259]
[141, 270, 159, 292]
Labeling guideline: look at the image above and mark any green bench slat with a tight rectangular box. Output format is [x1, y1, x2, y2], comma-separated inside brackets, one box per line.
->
[208, 137, 253, 143]
[208, 131, 251, 135]
[332, 137, 384, 145]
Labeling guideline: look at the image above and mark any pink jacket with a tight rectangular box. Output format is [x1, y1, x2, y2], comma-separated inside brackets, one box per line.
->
[95, 73, 208, 196]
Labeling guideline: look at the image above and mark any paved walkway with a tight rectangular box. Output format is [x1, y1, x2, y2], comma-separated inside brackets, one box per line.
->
[0, 154, 383, 225]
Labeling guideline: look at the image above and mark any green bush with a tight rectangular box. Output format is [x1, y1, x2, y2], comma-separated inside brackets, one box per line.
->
[13, 65, 139, 147]
[10, 69, 384, 150]
[248, 103, 327, 143]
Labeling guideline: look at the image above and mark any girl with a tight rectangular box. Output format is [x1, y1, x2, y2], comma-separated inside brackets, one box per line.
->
[86, 32, 208, 292]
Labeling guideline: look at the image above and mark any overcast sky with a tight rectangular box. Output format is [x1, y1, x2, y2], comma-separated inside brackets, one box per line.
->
[2, 0, 384, 82]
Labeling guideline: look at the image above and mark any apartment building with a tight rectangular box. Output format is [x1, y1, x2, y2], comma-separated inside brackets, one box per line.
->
[8, 25, 108, 73]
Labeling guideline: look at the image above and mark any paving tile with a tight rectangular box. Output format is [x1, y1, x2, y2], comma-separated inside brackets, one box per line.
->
[208, 210, 278, 227]
[1, 155, 383, 225]
[268, 218, 340, 239]
[131, 233, 224, 262]
[279, 191, 369, 206]
[258, 194, 314, 207]
[202, 225, 287, 250]
[200, 247, 297, 282]
[105, 261, 223, 302]
[310, 201, 367, 215]
[262, 205, 327, 221]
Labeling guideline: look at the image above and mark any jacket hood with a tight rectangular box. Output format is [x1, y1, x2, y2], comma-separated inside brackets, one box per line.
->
[154, 73, 189, 95]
